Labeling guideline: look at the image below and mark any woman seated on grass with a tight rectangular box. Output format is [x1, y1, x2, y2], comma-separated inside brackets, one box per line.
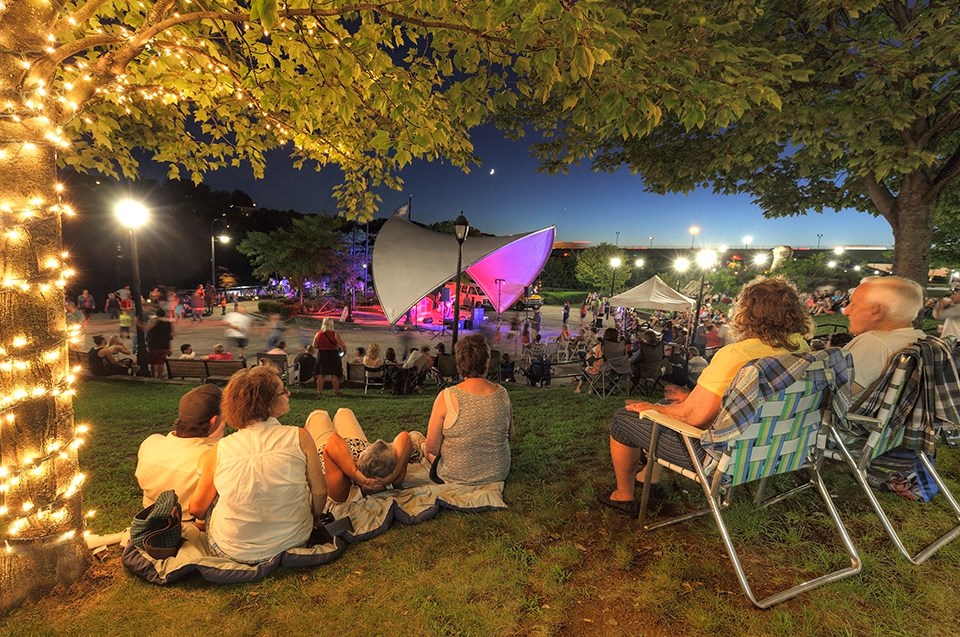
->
[414, 334, 513, 485]
[190, 366, 327, 564]
[305, 408, 414, 503]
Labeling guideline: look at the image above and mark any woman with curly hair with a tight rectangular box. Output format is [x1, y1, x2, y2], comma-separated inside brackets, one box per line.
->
[598, 276, 812, 517]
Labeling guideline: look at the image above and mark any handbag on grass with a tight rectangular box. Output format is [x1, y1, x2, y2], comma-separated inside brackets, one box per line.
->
[130, 489, 183, 559]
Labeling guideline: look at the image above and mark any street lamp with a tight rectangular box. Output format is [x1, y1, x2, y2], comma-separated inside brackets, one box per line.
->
[688, 225, 701, 249]
[742, 235, 753, 250]
[816, 234, 824, 249]
[688, 249, 718, 373]
[210, 221, 230, 292]
[648, 235, 654, 249]
[833, 246, 845, 256]
[635, 258, 644, 283]
[752, 253, 769, 267]
[674, 256, 690, 289]
[451, 212, 470, 353]
[608, 256, 621, 318]
[114, 199, 150, 377]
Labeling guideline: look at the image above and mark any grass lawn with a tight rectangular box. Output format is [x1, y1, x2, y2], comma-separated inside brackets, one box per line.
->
[3, 378, 960, 636]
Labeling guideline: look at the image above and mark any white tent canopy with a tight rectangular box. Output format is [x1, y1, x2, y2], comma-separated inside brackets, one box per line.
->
[609, 275, 695, 312]
[372, 215, 555, 324]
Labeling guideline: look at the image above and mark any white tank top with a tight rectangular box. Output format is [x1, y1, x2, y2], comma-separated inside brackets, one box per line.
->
[209, 419, 311, 562]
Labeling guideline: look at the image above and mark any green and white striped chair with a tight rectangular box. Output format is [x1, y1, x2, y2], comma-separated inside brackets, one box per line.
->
[824, 338, 960, 564]
[636, 351, 861, 609]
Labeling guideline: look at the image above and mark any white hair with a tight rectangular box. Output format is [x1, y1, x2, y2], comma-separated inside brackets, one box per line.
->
[860, 276, 923, 324]
[320, 317, 335, 332]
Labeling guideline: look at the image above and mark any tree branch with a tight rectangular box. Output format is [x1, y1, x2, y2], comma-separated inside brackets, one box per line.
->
[52, 0, 110, 33]
[862, 174, 897, 222]
[930, 145, 960, 199]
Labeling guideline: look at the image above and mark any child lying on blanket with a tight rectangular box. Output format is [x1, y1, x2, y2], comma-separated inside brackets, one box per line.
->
[305, 408, 415, 503]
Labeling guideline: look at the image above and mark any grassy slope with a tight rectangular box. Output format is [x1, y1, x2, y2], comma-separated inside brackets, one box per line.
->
[3, 378, 960, 636]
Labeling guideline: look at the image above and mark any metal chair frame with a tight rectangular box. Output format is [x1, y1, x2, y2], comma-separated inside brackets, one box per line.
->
[824, 347, 960, 564]
[637, 356, 862, 608]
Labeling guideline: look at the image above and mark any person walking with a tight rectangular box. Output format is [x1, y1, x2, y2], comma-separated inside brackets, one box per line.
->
[312, 317, 346, 398]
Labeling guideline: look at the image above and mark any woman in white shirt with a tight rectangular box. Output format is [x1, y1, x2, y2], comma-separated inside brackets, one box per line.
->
[190, 366, 327, 564]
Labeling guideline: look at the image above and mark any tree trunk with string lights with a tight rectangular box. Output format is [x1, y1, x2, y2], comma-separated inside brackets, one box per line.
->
[0, 3, 89, 610]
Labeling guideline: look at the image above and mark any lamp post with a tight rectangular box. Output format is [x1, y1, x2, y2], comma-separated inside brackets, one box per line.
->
[607, 256, 621, 319]
[688, 225, 700, 249]
[688, 249, 718, 374]
[615, 231, 620, 246]
[114, 199, 151, 377]
[451, 212, 470, 353]
[648, 235, 654, 249]
[742, 235, 752, 250]
[210, 218, 230, 299]
[816, 234, 823, 249]
[674, 256, 690, 289]
[634, 258, 644, 284]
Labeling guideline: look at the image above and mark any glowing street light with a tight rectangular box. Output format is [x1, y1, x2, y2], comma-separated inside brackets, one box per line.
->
[114, 199, 150, 376]
[833, 246, 845, 256]
[688, 225, 701, 249]
[608, 256, 622, 317]
[752, 253, 770, 267]
[742, 235, 753, 250]
[827, 260, 838, 268]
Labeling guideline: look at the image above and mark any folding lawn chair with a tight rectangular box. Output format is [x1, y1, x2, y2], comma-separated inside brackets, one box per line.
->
[363, 365, 386, 394]
[589, 339, 632, 398]
[636, 350, 862, 608]
[824, 337, 960, 564]
[256, 352, 291, 385]
[434, 353, 459, 389]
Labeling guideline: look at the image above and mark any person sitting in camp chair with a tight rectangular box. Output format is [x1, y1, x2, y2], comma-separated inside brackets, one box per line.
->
[598, 277, 812, 516]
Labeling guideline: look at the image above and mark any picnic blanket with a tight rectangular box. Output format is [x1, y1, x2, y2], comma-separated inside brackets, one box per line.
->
[122, 462, 506, 585]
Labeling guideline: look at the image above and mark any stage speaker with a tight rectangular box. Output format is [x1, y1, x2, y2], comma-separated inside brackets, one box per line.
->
[440, 287, 451, 302]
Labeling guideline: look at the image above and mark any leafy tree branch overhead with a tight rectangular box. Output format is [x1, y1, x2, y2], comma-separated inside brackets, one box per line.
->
[526, 1, 960, 285]
[6, 0, 799, 219]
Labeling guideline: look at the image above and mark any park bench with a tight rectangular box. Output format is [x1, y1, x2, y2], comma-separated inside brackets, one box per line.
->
[165, 358, 246, 383]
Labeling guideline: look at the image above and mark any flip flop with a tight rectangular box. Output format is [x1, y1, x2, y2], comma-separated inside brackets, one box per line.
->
[596, 492, 639, 518]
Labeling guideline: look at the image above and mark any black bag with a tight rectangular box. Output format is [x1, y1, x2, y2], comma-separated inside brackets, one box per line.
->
[130, 489, 183, 559]
[528, 359, 552, 387]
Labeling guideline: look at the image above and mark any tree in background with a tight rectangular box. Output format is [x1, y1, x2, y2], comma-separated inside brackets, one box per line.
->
[238, 215, 354, 303]
[575, 243, 625, 292]
[530, 2, 960, 286]
[540, 254, 581, 290]
[932, 186, 960, 271]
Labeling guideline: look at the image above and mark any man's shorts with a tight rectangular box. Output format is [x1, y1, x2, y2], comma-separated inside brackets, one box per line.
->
[232, 337, 249, 349]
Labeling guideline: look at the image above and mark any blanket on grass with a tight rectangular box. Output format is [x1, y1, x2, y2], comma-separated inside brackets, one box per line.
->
[122, 462, 506, 585]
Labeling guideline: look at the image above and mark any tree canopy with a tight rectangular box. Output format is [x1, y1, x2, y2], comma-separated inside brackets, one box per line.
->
[3, 1, 802, 219]
[574, 242, 625, 291]
[528, 1, 960, 285]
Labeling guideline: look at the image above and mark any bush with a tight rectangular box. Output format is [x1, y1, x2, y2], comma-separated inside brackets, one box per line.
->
[278, 304, 295, 318]
[540, 289, 588, 306]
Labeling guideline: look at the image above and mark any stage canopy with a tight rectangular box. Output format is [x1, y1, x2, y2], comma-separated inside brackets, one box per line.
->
[609, 275, 695, 312]
[372, 215, 555, 324]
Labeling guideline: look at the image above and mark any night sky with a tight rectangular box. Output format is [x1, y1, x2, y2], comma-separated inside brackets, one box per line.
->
[150, 123, 894, 250]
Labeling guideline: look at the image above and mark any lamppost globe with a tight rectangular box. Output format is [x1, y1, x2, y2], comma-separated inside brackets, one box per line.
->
[674, 257, 690, 272]
[217, 234, 230, 244]
[717, 244, 728, 254]
[833, 246, 845, 255]
[688, 225, 701, 248]
[827, 260, 838, 268]
[752, 253, 769, 266]
[695, 249, 717, 270]
[742, 235, 753, 247]
[114, 199, 149, 228]
[609, 257, 622, 268]
[635, 258, 644, 268]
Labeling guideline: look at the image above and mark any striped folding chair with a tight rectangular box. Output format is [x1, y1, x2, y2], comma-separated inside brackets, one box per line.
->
[636, 351, 861, 609]
[824, 338, 960, 564]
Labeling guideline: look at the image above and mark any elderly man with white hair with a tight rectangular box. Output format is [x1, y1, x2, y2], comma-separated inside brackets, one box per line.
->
[843, 276, 927, 394]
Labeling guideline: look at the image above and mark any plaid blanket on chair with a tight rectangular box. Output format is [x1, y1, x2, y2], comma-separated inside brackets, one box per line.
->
[700, 348, 853, 462]
[846, 337, 960, 457]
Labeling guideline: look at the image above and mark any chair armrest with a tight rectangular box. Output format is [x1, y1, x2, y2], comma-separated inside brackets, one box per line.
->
[845, 413, 882, 432]
[636, 409, 704, 439]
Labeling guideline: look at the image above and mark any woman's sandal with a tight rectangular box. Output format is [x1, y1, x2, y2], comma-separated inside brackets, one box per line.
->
[596, 492, 639, 518]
